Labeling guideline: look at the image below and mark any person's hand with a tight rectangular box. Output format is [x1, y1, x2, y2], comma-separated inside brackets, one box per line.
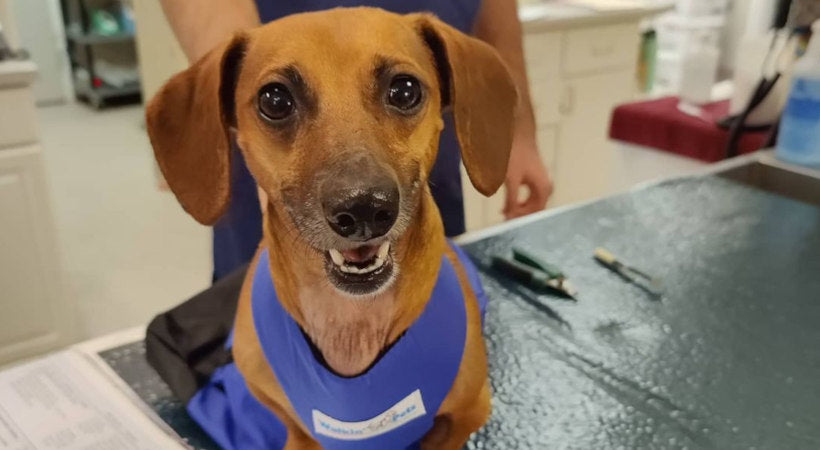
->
[503, 138, 552, 219]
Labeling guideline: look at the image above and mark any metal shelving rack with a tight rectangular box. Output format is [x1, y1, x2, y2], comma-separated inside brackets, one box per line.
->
[60, 0, 141, 108]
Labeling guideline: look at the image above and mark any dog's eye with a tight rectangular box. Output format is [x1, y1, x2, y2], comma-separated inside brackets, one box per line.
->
[387, 75, 422, 112]
[258, 83, 295, 121]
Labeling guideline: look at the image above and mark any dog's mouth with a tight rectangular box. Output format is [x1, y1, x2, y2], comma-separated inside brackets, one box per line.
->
[324, 241, 395, 296]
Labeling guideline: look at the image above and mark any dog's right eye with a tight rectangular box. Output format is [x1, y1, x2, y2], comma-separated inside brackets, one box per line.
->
[387, 75, 423, 113]
[258, 83, 295, 121]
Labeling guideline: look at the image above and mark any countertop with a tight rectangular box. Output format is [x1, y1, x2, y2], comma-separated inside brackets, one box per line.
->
[0, 59, 36, 88]
[462, 174, 820, 449]
[519, 0, 673, 32]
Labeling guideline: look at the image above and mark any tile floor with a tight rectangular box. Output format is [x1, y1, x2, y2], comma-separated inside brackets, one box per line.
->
[38, 102, 211, 340]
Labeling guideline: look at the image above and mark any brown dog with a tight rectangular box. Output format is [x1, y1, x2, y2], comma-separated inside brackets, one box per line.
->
[147, 7, 516, 449]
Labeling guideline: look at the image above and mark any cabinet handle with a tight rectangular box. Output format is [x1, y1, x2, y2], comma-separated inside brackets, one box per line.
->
[559, 85, 574, 115]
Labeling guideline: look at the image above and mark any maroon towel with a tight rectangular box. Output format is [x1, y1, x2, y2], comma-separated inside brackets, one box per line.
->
[609, 97, 769, 162]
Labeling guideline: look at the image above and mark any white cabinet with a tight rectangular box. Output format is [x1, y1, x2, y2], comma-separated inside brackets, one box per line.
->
[551, 69, 636, 206]
[463, 9, 651, 231]
[0, 62, 71, 364]
[0, 146, 69, 362]
[561, 23, 640, 76]
[0, 61, 39, 148]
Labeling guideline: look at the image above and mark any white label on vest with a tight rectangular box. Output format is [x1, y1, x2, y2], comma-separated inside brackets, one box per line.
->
[312, 389, 427, 441]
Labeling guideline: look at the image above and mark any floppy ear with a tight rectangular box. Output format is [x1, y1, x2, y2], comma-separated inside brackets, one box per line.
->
[414, 15, 518, 196]
[145, 34, 247, 225]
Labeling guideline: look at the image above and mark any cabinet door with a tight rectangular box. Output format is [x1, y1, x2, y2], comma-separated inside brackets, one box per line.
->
[0, 145, 70, 363]
[550, 69, 636, 206]
[523, 30, 562, 127]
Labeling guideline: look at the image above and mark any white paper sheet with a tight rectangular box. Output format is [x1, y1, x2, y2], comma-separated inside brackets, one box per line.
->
[0, 350, 183, 450]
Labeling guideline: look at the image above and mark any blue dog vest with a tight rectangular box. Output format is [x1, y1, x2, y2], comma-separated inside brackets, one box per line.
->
[187, 243, 487, 449]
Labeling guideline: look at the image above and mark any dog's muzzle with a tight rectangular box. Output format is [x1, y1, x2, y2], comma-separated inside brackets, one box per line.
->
[323, 185, 399, 242]
[317, 153, 401, 296]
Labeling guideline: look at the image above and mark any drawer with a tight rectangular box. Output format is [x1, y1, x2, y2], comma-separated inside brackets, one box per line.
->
[523, 31, 561, 77]
[0, 86, 38, 148]
[562, 23, 640, 76]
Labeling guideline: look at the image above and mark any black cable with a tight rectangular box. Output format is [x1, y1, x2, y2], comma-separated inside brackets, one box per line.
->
[725, 73, 782, 159]
[774, 0, 793, 29]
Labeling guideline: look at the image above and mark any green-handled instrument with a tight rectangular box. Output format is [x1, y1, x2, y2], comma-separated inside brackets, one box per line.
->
[491, 247, 578, 299]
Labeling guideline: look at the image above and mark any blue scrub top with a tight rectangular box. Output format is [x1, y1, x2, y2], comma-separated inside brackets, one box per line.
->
[213, 0, 482, 280]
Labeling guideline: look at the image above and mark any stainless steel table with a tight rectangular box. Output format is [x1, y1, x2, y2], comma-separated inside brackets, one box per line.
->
[99, 152, 820, 449]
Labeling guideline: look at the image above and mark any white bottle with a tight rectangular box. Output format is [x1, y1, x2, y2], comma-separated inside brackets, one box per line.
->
[776, 20, 820, 167]
[678, 30, 720, 105]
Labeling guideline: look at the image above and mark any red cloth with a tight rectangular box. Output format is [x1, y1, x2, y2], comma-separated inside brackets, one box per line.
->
[609, 97, 770, 162]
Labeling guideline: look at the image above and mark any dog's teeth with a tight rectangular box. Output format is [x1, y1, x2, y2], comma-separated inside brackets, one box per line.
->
[366, 256, 386, 273]
[329, 249, 345, 266]
[333, 243, 390, 276]
[377, 242, 390, 259]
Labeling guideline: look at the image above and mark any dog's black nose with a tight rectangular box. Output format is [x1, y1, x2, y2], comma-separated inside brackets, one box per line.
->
[324, 186, 399, 240]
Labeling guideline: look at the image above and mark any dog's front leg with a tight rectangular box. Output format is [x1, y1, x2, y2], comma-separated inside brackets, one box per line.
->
[283, 427, 322, 450]
[420, 380, 492, 450]
[245, 378, 321, 450]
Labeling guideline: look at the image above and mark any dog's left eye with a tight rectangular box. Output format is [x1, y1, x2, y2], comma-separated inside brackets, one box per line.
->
[258, 83, 295, 121]
[387, 75, 422, 112]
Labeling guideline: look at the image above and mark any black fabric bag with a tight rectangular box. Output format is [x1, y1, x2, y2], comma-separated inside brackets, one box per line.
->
[145, 264, 248, 403]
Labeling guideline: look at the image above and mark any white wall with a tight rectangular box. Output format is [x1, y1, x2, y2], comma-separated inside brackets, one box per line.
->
[133, 0, 187, 103]
[9, 0, 71, 105]
[720, 0, 751, 74]
[719, 0, 781, 75]
[0, 0, 21, 50]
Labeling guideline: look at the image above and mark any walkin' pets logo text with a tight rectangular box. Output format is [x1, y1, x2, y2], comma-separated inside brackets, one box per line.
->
[312, 389, 427, 440]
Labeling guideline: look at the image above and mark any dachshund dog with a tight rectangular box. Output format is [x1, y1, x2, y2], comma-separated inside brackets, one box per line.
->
[147, 7, 516, 449]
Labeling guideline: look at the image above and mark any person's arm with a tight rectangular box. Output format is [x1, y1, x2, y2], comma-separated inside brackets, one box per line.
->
[159, 0, 260, 63]
[158, 0, 265, 201]
[473, 0, 553, 219]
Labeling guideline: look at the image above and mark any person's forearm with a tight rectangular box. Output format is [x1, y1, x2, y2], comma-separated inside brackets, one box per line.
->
[159, 0, 261, 63]
[473, 0, 537, 145]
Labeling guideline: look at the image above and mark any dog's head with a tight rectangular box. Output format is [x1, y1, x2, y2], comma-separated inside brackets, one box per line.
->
[147, 8, 516, 297]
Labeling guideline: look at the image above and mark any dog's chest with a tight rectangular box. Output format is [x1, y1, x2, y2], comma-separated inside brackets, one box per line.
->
[247, 248, 470, 448]
[299, 286, 397, 376]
